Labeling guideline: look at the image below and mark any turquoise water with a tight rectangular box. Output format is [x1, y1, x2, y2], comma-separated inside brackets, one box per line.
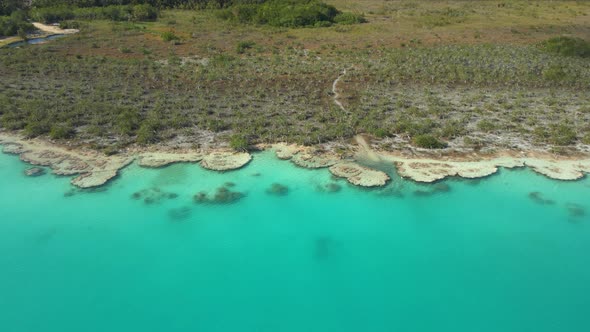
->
[0, 150, 589, 332]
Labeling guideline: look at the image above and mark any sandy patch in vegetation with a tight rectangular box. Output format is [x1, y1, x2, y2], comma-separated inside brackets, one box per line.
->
[32, 22, 80, 35]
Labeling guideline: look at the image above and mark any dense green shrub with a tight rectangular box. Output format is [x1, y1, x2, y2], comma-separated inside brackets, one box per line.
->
[540, 36, 590, 58]
[548, 123, 576, 146]
[0, 11, 35, 37]
[49, 123, 75, 139]
[215, 0, 362, 28]
[333, 12, 366, 25]
[30, 4, 158, 23]
[136, 121, 159, 144]
[58, 20, 82, 29]
[412, 134, 447, 149]
[161, 31, 179, 42]
[0, 0, 28, 16]
[229, 134, 250, 151]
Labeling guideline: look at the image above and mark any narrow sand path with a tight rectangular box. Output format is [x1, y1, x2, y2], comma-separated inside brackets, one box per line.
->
[331, 68, 349, 112]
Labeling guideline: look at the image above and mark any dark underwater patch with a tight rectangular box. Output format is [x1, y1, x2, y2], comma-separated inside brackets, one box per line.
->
[131, 187, 179, 205]
[193, 186, 245, 205]
[266, 183, 289, 196]
[168, 206, 192, 221]
[314, 236, 334, 260]
[528, 192, 555, 205]
[566, 203, 586, 220]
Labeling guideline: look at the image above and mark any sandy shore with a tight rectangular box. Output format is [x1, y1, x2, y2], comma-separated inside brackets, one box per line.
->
[1, 131, 589, 189]
[0, 132, 252, 188]
[384, 152, 590, 183]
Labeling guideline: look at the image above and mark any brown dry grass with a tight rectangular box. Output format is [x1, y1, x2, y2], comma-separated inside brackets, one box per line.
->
[49, 0, 590, 60]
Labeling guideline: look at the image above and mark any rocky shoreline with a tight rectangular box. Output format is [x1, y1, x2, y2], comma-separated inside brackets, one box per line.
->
[1, 131, 589, 189]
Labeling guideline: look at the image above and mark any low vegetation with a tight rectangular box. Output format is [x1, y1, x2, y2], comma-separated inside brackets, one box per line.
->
[540, 36, 590, 58]
[1, 0, 589, 154]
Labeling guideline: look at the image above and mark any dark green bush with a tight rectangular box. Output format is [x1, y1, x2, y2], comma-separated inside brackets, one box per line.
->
[334, 12, 366, 25]
[216, 0, 363, 28]
[24, 121, 50, 138]
[49, 123, 75, 139]
[548, 123, 576, 146]
[229, 134, 250, 151]
[59, 20, 82, 29]
[412, 134, 447, 149]
[540, 36, 590, 58]
[131, 4, 158, 21]
[136, 121, 159, 144]
[161, 31, 180, 42]
[30, 4, 158, 23]
[0, 11, 35, 37]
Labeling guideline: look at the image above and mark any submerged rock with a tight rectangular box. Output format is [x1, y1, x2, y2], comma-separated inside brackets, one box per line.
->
[213, 187, 245, 204]
[131, 187, 179, 205]
[433, 183, 451, 193]
[413, 182, 451, 197]
[316, 182, 342, 193]
[266, 183, 289, 196]
[193, 187, 245, 204]
[566, 203, 586, 219]
[528, 192, 555, 205]
[24, 167, 45, 177]
[413, 189, 433, 197]
[168, 206, 192, 221]
[376, 186, 404, 198]
[193, 191, 209, 203]
[324, 183, 342, 193]
[63, 189, 77, 198]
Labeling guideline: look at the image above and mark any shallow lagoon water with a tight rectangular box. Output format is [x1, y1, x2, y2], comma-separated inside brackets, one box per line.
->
[6, 34, 66, 48]
[0, 150, 589, 332]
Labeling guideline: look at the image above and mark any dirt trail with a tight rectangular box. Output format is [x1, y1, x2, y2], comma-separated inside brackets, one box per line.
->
[331, 68, 349, 112]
